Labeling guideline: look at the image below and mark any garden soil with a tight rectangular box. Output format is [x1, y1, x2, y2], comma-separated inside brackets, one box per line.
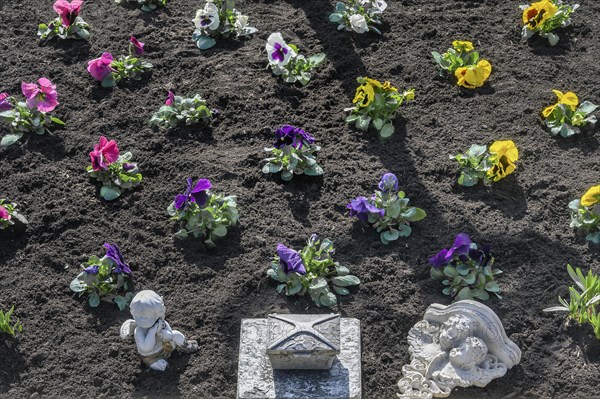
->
[1, 0, 600, 398]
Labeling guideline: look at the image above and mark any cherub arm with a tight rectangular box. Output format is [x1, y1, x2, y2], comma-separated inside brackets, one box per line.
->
[134, 322, 161, 353]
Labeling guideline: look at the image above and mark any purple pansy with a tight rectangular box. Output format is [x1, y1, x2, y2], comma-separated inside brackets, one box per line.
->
[346, 196, 385, 222]
[266, 33, 293, 65]
[165, 90, 175, 106]
[276, 243, 306, 275]
[272, 42, 288, 62]
[122, 163, 135, 172]
[273, 125, 315, 149]
[103, 243, 131, 274]
[428, 233, 472, 268]
[0, 93, 11, 111]
[129, 36, 145, 56]
[174, 178, 212, 210]
[378, 173, 399, 192]
[84, 265, 99, 274]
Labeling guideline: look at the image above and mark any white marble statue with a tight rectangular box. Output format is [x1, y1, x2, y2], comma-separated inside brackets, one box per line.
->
[120, 290, 198, 371]
[397, 300, 521, 399]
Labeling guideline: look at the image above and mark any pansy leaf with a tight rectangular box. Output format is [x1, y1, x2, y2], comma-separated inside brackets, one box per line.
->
[473, 289, 490, 301]
[463, 272, 476, 285]
[430, 268, 445, 280]
[50, 117, 65, 125]
[442, 287, 452, 296]
[356, 115, 371, 131]
[88, 292, 100, 307]
[212, 224, 227, 237]
[373, 118, 384, 130]
[335, 2, 347, 12]
[287, 282, 303, 296]
[308, 53, 326, 66]
[382, 230, 400, 242]
[1, 133, 23, 146]
[456, 264, 470, 276]
[380, 123, 394, 138]
[333, 286, 350, 296]
[456, 286, 472, 300]
[397, 224, 412, 237]
[174, 229, 188, 239]
[336, 265, 350, 276]
[332, 275, 360, 287]
[113, 295, 130, 311]
[485, 282, 500, 292]
[578, 101, 599, 114]
[70, 277, 87, 293]
[281, 170, 293, 181]
[100, 186, 121, 201]
[320, 292, 338, 307]
[263, 163, 282, 174]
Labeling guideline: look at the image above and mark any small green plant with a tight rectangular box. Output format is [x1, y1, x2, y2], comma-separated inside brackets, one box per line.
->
[0, 306, 23, 337]
[149, 91, 213, 130]
[544, 264, 600, 339]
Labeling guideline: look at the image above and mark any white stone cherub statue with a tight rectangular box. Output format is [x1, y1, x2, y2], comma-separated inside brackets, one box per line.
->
[120, 290, 198, 371]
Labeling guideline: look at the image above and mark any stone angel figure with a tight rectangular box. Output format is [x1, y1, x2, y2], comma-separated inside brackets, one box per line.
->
[397, 300, 521, 399]
[120, 290, 198, 371]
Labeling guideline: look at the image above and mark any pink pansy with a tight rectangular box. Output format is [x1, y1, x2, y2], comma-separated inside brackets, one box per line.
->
[21, 78, 59, 113]
[87, 52, 114, 81]
[165, 90, 175, 106]
[53, 0, 84, 27]
[0, 93, 11, 111]
[89, 136, 120, 171]
[0, 206, 10, 221]
[129, 36, 145, 56]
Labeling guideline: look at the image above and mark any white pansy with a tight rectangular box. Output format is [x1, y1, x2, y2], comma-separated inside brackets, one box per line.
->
[192, 2, 220, 31]
[349, 14, 368, 34]
[266, 32, 295, 65]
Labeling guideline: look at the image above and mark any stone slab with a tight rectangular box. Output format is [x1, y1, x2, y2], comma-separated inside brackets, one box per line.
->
[237, 318, 361, 399]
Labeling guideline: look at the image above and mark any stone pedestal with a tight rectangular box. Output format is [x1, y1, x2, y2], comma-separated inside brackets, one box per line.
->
[237, 316, 361, 399]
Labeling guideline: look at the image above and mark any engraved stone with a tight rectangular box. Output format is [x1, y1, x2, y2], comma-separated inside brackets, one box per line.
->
[267, 314, 340, 370]
[237, 316, 361, 399]
[397, 300, 521, 399]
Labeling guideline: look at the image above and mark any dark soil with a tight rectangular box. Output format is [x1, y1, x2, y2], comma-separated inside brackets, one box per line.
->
[1, 0, 600, 398]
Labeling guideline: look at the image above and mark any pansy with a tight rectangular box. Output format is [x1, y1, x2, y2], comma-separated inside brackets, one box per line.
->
[276, 243, 306, 275]
[542, 90, 579, 118]
[0, 93, 11, 111]
[273, 125, 315, 149]
[87, 52, 114, 81]
[349, 14, 368, 33]
[486, 140, 519, 182]
[84, 265, 99, 274]
[103, 243, 131, 274]
[581, 185, 600, 207]
[455, 60, 492, 89]
[266, 33, 294, 65]
[192, 3, 220, 31]
[53, 0, 83, 27]
[346, 196, 385, 222]
[89, 136, 119, 171]
[452, 40, 474, 52]
[522, 0, 558, 30]
[21, 78, 59, 113]
[428, 233, 472, 268]
[378, 173, 399, 192]
[165, 90, 175, 106]
[352, 81, 375, 108]
[129, 36, 144, 56]
[0, 205, 11, 221]
[174, 178, 212, 210]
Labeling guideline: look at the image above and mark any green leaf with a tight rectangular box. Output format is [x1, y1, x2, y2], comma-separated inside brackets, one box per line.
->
[372, 118, 384, 130]
[1, 133, 23, 146]
[404, 207, 426, 222]
[473, 290, 490, 301]
[382, 230, 400, 241]
[113, 295, 130, 311]
[331, 275, 360, 287]
[456, 287, 472, 300]
[485, 281, 500, 293]
[50, 117, 65, 125]
[329, 13, 342, 22]
[578, 101, 598, 114]
[430, 267, 445, 280]
[174, 229, 188, 239]
[356, 115, 371, 131]
[379, 123, 394, 138]
[100, 186, 121, 201]
[70, 277, 86, 293]
[443, 266, 458, 277]
[442, 287, 452, 296]
[101, 74, 117, 88]
[88, 293, 100, 307]
[456, 264, 470, 276]
[281, 170, 293, 181]
[308, 53, 326, 66]
[262, 163, 282, 174]
[309, 277, 328, 290]
[397, 224, 412, 237]
[320, 292, 338, 307]
[193, 33, 217, 50]
[333, 286, 350, 295]
[336, 265, 350, 276]
[463, 272, 476, 285]
[287, 282, 303, 296]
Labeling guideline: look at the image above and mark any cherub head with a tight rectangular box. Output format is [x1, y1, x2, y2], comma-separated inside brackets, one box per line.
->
[130, 290, 166, 328]
[449, 336, 488, 370]
[438, 315, 474, 351]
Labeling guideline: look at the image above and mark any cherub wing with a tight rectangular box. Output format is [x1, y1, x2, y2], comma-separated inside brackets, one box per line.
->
[407, 320, 437, 354]
[120, 319, 137, 339]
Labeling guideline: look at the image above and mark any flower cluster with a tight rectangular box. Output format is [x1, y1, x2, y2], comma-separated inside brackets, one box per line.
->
[87, 37, 153, 88]
[347, 173, 426, 244]
[542, 90, 597, 138]
[429, 234, 502, 301]
[569, 185, 600, 244]
[329, 0, 387, 35]
[192, 0, 257, 50]
[0, 306, 23, 337]
[38, 0, 90, 41]
[149, 91, 214, 130]
[262, 125, 323, 181]
[520, 0, 579, 46]
[346, 77, 414, 138]
[70, 243, 134, 310]
[266, 33, 326, 86]
[115, 0, 166, 12]
[87, 136, 143, 201]
[451, 140, 519, 186]
[167, 178, 239, 248]
[267, 235, 360, 307]
[0, 78, 65, 146]
[0, 199, 28, 230]
[432, 41, 492, 89]
[544, 265, 600, 339]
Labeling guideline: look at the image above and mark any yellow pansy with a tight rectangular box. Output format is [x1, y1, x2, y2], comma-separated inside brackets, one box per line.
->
[455, 60, 492, 89]
[366, 77, 383, 89]
[382, 81, 398, 92]
[353, 82, 375, 108]
[581, 185, 600, 207]
[541, 90, 579, 118]
[452, 40, 474, 52]
[486, 140, 519, 182]
[522, 0, 558, 30]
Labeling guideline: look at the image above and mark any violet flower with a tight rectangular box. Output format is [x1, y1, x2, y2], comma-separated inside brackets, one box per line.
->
[122, 163, 135, 172]
[87, 52, 114, 82]
[174, 178, 212, 210]
[346, 196, 385, 222]
[89, 136, 119, 171]
[53, 0, 83, 27]
[273, 125, 315, 149]
[21, 78, 59, 113]
[130, 36, 144, 56]
[266, 33, 293, 65]
[0, 93, 11, 111]
[378, 173, 399, 192]
[428, 233, 472, 268]
[103, 243, 131, 274]
[276, 243, 306, 275]
[165, 90, 175, 106]
[0, 205, 10, 221]
[84, 265, 99, 274]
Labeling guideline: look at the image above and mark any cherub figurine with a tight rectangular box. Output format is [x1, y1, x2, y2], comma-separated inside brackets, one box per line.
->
[120, 290, 198, 371]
